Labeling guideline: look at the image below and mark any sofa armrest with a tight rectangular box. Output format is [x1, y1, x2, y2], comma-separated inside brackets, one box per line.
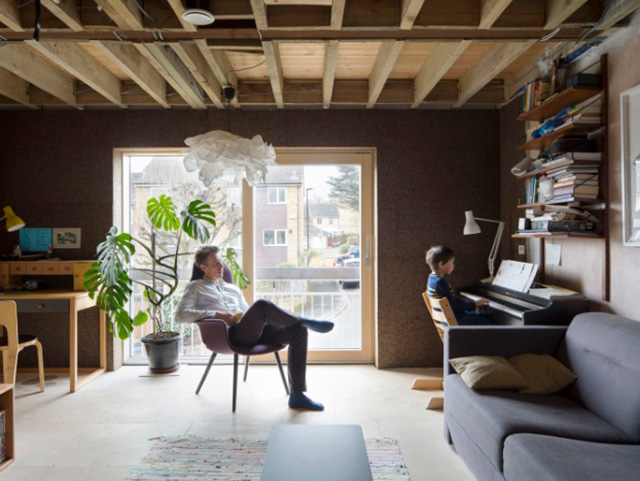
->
[444, 326, 567, 376]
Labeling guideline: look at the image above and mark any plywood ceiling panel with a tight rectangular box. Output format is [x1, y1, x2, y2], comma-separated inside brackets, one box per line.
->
[279, 42, 325, 79]
[389, 43, 437, 79]
[335, 42, 383, 80]
[442, 43, 491, 80]
[226, 51, 269, 80]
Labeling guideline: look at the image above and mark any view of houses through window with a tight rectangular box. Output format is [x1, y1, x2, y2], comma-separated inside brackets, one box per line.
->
[124, 155, 364, 360]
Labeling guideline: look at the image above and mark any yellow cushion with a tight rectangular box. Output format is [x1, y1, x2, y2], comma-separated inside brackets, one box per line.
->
[509, 353, 577, 394]
[449, 355, 528, 390]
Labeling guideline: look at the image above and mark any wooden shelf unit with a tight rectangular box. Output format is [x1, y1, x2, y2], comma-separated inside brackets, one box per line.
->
[0, 384, 14, 472]
[0, 260, 93, 291]
[519, 122, 602, 151]
[518, 87, 601, 122]
[513, 54, 609, 301]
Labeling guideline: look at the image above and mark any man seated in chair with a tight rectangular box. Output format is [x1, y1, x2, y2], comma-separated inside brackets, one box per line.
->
[176, 246, 334, 411]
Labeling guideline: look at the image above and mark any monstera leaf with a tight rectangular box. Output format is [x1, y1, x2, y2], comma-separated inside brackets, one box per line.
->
[182, 200, 216, 243]
[224, 247, 250, 290]
[93, 227, 135, 285]
[147, 195, 180, 232]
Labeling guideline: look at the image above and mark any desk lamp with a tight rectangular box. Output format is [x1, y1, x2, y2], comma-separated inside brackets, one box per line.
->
[463, 210, 504, 279]
[1, 206, 25, 232]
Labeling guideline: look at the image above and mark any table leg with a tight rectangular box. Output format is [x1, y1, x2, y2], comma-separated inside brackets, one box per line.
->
[99, 309, 106, 370]
[69, 298, 78, 392]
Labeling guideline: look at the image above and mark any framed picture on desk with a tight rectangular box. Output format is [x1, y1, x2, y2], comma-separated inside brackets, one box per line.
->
[52, 228, 81, 249]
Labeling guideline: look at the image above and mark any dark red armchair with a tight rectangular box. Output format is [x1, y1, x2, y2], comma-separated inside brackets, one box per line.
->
[193, 263, 289, 412]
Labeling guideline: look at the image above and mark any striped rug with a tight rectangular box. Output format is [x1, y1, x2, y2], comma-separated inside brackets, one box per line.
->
[124, 436, 411, 481]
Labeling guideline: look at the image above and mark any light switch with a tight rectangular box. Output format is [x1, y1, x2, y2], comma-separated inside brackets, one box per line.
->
[518, 245, 526, 256]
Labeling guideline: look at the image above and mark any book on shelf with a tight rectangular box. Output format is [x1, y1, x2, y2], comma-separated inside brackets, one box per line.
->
[0, 409, 4, 463]
[553, 184, 599, 197]
[523, 79, 552, 112]
[539, 152, 601, 171]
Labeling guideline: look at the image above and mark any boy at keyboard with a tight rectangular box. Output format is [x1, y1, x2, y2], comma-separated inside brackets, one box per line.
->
[426, 246, 496, 326]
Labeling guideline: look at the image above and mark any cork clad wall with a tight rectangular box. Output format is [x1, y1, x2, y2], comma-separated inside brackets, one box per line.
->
[0, 109, 500, 369]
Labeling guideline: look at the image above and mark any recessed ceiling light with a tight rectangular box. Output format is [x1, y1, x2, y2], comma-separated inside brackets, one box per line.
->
[182, 0, 215, 26]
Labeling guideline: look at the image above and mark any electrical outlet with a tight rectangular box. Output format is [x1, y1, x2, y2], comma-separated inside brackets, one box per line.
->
[518, 245, 526, 256]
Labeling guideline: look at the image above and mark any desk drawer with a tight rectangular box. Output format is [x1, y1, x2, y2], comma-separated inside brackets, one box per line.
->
[43, 263, 60, 275]
[26, 264, 43, 275]
[59, 264, 74, 275]
[9, 264, 26, 275]
[16, 299, 69, 313]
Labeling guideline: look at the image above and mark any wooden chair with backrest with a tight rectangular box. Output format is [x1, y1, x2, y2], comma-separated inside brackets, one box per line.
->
[412, 293, 460, 409]
[0, 300, 45, 392]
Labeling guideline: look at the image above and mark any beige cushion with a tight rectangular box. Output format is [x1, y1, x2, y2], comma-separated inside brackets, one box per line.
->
[449, 355, 528, 390]
[509, 353, 577, 394]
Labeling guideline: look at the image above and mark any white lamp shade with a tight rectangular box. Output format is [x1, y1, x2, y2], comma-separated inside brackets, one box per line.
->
[463, 210, 481, 235]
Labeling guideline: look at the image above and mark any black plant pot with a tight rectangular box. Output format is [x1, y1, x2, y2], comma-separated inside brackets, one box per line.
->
[141, 332, 182, 373]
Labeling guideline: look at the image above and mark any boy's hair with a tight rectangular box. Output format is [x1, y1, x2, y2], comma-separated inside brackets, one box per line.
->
[426, 246, 455, 272]
[194, 245, 220, 268]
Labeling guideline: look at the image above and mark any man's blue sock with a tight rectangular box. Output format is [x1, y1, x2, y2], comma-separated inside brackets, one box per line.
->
[300, 318, 334, 333]
[288, 392, 324, 411]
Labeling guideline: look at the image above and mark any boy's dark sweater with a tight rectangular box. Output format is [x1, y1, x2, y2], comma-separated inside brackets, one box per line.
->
[427, 273, 475, 320]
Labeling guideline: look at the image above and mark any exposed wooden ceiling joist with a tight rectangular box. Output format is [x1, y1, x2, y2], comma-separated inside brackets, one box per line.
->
[368, 40, 405, 108]
[503, 42, 563, 100]
[94, 0, 144, 30]
[0, 44, 76, 106]
[262, 41, 284, 108]
[41, 0, 83, 32]
[92, 41, 169, 108]
[454, 40, 536, 107]
[0, 0, 23, 31]
[479, 0, 514, 29]
[412, 41, 471, 108]
[250, 0, 269, 30]
[322, 40, 339, 108]
[598, 0, 640, 30]
[27, 40, 125, 108]
[135, 44, 207, 109]
[0, 67, 33, 108]
[194, 39, 241, 108]
[400, 0, 427, 30]
[166, 0, 197, 32]
[173, 42, 225, 108]
[545, 0, 590, 29]
[330, 0, 346, 30]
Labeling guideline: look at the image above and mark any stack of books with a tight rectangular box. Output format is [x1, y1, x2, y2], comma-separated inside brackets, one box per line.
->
[558, 95, 602, 129]
[522, 79, 552, 112]
[547, 162, 600, 202]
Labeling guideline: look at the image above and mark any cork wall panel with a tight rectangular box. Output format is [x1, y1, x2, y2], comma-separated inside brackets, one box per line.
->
[0, 108, 500, 368]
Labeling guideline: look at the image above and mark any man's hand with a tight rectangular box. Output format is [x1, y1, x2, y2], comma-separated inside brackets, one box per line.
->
[475, 298, 490, 308]
[215, 312, 237, 325]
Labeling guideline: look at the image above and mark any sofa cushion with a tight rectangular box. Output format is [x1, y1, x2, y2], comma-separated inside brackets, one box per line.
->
[444, 374, 634, 471]
[449, 355, 528, 390]
[508, 353, 577, 394]
[503, 433, 640, 481]
[557, 313, 640, 441]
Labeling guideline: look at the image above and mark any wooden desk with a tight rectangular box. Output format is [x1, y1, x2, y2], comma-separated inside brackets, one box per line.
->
[0, 290, 106, 393]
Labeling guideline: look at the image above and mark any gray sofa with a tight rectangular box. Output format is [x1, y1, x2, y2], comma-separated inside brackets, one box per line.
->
[443, 312, 640, 481]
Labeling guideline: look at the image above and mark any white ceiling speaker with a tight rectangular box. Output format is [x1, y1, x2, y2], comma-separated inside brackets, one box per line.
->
[181, 0, 215, 26]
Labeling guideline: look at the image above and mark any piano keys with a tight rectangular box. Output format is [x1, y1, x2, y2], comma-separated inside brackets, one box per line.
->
[460, 283, 590, 326]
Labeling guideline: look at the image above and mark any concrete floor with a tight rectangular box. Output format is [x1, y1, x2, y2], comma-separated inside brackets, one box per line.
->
[6, 365, 474, 481]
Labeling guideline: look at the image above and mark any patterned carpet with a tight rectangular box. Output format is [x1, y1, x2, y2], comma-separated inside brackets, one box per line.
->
[124, 436, 411, 481]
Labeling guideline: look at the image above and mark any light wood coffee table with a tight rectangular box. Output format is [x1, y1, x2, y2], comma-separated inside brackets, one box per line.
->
[261, 425, 373, 481]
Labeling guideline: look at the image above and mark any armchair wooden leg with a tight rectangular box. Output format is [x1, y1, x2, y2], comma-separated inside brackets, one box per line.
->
[232, 354, 239, 413]
[195, 352, 217, 395]
[243, 355, 250, 382]
[34, 341, 45, 393]
[274, 351, 289, 396]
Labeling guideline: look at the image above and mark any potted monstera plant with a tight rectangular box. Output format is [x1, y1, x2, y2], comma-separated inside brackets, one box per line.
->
[84, 195, 246, 373]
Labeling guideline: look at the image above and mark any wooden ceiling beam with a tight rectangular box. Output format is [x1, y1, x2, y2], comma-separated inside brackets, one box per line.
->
[194, 39, 241, 107]
[367, 40, 405, 108]
[173, 42, 225, 108]
[503, 42, 563, 100]
[135, 44, 207, 109]
[322, 39, 338, 108]
[250, 0, 269, 30]
[0, 0, 23, 31]
[41, 0, 83, 31]
[330, 0, 346, 29]
[262, 41, 284, 108]
[0, 44, 76, 106]
[400, 0, 426, 30]
[93, 41, 169, 108]
[27, 40, 124, 108]
[479, 0, 513, 29]
[454, 40, 536, 107]
[412, 41, 471, 108]
[94, 0, 143, 29]
[0, 68, 34, 108]
[545, 0, 589, 29]
[166, 0, 197, 32]
[597, 0, 640, 30]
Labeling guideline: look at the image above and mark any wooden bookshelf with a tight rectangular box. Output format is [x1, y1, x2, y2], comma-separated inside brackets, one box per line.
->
[512, 233, 603, 239]
[518, 87, 601, 122]
[519, 122, 602, 151]
[0, 383, 14, 472]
